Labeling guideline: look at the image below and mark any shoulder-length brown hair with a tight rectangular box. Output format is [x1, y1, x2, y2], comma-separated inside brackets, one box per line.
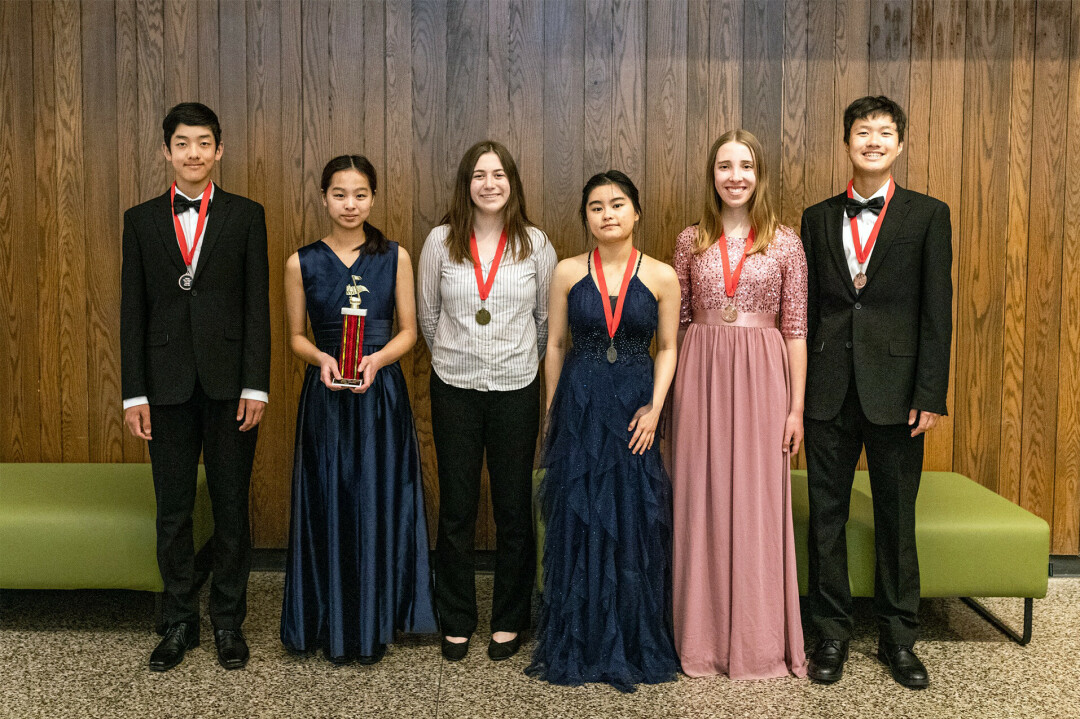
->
[695, 129, 778, 255]
[441, 140, 535, 264]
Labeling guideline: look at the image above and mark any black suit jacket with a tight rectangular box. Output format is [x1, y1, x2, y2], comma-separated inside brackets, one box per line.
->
[800, 184, 952, 425]
[121, 186, 271, 405]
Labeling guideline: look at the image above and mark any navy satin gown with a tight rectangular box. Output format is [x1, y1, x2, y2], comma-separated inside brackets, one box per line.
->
[281, 239, 437, 661]
[527, 268, 679, 692]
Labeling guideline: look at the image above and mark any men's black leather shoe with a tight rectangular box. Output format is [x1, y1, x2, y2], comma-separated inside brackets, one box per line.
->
[878, 643, 929, 689]
[441, 637, 470, 661]
[487, 633, 522, 661]
[149, 622, 199, 672]
[214, 628, 249, 670]
[807, 639, 849, 684]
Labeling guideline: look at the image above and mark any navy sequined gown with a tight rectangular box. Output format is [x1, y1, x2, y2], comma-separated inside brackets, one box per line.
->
[527, 267, 679, 692]
[281, 239, 436, 661]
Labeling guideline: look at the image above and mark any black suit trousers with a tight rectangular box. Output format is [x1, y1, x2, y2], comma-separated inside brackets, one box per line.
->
[429, 371, 539, 637]
[804, 379, 923, 646]
[148, 382, 257, 630]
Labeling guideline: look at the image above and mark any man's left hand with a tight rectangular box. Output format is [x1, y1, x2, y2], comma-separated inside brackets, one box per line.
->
[237, 398, 267, 432]
[908, 408, 940, 438]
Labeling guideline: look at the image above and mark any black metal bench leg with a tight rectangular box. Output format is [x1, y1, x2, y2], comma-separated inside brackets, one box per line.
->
[960, 597, 1033, 645]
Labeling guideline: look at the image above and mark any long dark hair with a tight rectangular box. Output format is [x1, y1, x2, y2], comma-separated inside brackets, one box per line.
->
[579, 170, 642, 232]
[441, 140, 535, 264]
[320, 154, 389, 255]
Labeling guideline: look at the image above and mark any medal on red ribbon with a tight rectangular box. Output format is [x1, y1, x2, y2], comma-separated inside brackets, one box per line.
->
[718, 228, 756, 322]
[846, 179, 895, 290]
[170, 182, 212, 290]
[593, 246, 638, 364]
[469, 228, 508, 325]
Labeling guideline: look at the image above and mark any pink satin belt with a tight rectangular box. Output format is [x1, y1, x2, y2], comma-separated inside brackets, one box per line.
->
[692, 309, 778, 328]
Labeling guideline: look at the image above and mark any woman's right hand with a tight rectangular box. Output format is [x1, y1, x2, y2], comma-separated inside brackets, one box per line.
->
[319, 352, 344, 389]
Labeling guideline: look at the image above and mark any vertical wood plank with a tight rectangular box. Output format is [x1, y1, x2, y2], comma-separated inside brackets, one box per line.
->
[217, 0, 248, 195]
[612, 0, 646, 190]
[301, 0, 330, 246]
[584, 0, 614, 180]
[0, 0, 40, 461]
[1053, 0, 1080, 555]
[1019, 0, 1069, 535]
[197, 0, 221, 115]
[832, 0, 870, 189]
[804, 0, 836, 204]
[447, 0, 488, 164]
[82, 0, 125, 463]
[164, 0, 200, 104]
[709, 0, 742, 136]
[136, 0, 166, 200]
[741, 0, 784, 182]
[1000, 0, 1035, 503]
[487, 0, 510, 148]
[685, 0, 711, 227]
[904, 0, 931, 196]
[644, 0, 687, 262]
[780, 0, 808, 231]
[328, 0, 363, 157]
[362, 0, 387, 231]
[507, 0, 544, 224]
[954, 0, 1012, 491]
[868, 0, 911, 184]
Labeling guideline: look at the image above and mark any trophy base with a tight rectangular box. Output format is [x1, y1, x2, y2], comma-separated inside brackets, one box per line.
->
[330, 378, 363, 389]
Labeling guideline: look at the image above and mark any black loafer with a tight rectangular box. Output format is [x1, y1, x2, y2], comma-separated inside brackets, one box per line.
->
[487, 633, 522, 661]
[441, 636, 470, 661]
[878, 643, 929, 689]
[214, 628, 249, 670]
[807, 638, 849, 685]
[357, 644, 387, 665]
[149, 621, 199, 672]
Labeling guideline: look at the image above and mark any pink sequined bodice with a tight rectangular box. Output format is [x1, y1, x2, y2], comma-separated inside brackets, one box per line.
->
[673, 224, 808, 338]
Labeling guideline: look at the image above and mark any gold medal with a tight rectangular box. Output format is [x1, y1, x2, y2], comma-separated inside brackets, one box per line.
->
[475, 307, 491, 325]
[853, 271, 867, 290]
[721, 304, 738, 323]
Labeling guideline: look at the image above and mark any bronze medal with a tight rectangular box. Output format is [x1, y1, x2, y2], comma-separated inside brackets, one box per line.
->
[606, 343, 618, 364]
[721, 304, 738, 323]
[475, 307, 491, 325]
[853, 271, 867, 290]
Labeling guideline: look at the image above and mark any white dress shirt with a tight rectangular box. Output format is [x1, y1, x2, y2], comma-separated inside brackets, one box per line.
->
[841, 178, 892, 281]
[123, 184, 268, 409]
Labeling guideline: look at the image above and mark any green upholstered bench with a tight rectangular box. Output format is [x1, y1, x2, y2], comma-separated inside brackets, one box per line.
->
[791, 470, 1050, 645]
[0, 463, 213, 593]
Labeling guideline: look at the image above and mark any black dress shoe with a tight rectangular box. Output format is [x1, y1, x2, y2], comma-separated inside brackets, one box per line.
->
[807, 638, 849, 684]
[214, 628, 249, 670]
[149, 622, 199, 672]
[357, 644, 387, 665]
[878, 643, 929, 689]
[487, 633, 522, 661]
[441, 636, 470, 661]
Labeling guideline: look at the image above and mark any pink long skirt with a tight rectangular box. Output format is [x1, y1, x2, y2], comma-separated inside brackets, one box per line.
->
[670, 312, 807, 679]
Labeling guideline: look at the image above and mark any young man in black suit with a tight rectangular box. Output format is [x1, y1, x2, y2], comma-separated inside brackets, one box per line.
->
[799, 96, 952, 689]
[121, 102, 270, 671]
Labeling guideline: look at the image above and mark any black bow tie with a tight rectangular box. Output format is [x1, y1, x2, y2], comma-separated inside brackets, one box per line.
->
[173, 196, 210, 215]
[845, 195, 885, 218]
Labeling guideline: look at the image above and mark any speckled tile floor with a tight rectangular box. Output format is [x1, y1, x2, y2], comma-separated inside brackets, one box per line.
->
[2, 574, 1078, 719]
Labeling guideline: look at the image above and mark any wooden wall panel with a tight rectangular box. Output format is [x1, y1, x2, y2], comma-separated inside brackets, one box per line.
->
[3, 0, 1079, 553]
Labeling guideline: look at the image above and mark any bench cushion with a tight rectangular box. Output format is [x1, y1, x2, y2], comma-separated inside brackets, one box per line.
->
[792, 470, 1049, 600]
[0, 463, 213, 592]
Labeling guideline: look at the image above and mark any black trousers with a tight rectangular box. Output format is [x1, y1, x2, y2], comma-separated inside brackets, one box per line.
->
[429, 371, 539, 637]
[148, 382, 258, 630]
[804, 379, 924, 646]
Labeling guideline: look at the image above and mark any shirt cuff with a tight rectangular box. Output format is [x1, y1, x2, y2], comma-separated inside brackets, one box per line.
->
[123, 396, 149, 410]
[241, 389, 269, 404]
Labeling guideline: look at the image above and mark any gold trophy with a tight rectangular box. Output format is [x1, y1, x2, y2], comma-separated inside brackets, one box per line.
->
[332, 275, 368, 387]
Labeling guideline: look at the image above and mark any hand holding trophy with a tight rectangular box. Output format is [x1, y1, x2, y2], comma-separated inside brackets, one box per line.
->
[331, 274, 368, 388]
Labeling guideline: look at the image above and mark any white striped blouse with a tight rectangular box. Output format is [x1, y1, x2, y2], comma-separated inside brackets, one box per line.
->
[417, 224, 558, 392]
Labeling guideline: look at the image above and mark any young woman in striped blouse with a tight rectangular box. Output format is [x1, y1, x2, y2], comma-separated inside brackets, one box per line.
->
[417, 140, 557, 662]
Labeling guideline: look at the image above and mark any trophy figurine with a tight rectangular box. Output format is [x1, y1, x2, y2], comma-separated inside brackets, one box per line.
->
[333, 275, 369, 388]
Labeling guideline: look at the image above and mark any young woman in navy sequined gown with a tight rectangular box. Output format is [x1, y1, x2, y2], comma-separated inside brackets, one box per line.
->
[526, 171, 681, 692]
[280, 156, 436, 664]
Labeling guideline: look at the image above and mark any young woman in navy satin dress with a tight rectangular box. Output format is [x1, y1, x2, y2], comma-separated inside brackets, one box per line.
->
[280, 155, 436, 664]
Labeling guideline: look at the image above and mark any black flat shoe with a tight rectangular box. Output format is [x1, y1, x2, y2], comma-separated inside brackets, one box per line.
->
[214, 628, 249, 670]
[487, 633, 522, 661]
[357, 644, 387, 665]
[878, 643, 929, 689]
[807, 638, 849, 685]
[149, 621, 199, 672]
[441, 636, 470, 661]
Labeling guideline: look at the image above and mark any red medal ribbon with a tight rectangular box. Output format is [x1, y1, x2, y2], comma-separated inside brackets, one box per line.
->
[593, 247, 638, 341]
[846, 178, 895, 265]
[170, 182, 212, 268]
[469, 227, 509, 302]
[718, 227, 756, 299]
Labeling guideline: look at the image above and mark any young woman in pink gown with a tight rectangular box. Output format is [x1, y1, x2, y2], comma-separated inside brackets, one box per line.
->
[670, 129, 808, 679]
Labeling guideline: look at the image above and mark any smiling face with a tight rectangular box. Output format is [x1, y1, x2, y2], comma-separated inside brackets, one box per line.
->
[585, 183, 639, 244]
[469, 151, 511, 218]
[846, 113, 903, 178]
[162, 123, 223, 194]
[713, 141, 758, 211]
[322, 169, 374, 230]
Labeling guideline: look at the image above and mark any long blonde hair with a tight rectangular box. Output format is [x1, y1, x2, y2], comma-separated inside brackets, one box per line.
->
[695, 129, 778, 255]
